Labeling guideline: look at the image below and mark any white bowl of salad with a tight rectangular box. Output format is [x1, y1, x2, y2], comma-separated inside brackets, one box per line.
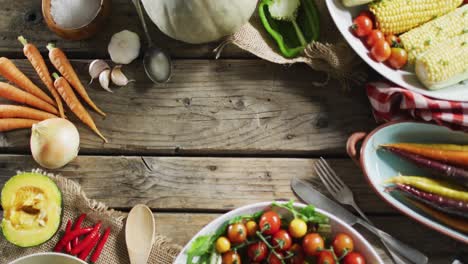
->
[175, 201, 383, 264]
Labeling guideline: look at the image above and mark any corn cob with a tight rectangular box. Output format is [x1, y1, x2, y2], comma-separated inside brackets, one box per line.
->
[401, 5, 468, 63]
[369, 0, 463, 35]
[415, 33, 468, 90]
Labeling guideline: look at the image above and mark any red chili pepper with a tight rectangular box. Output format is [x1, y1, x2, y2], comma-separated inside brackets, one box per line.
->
[90, 227, 111, 263]
[54, 227, 93, 252]
[64, 220, 72, 253]
[72, 214, 87, 247]
[71, 222, 102, 255]
[78, 233, 101, 261]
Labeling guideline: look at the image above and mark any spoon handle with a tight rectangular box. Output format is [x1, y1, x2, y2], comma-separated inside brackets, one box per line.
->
[132, 0, 153, 46]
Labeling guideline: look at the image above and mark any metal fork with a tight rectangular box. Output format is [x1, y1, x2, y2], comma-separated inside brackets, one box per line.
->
[314, 157, 428, 264]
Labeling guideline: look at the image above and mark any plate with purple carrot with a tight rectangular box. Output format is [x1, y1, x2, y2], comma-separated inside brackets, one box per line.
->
[346, 121, 468, 243]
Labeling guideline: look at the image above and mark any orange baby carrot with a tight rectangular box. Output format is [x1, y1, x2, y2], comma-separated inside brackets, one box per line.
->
[0, 57, 55, 106]
[47, 43, 106, 116]
[0, 105, 57, 120]
[52, 73, 107, 142]
[0, 82, 58, 115]
[0, 118, 38, 132]
[383, 143, 468, 168]
[19, 36, 65, 118]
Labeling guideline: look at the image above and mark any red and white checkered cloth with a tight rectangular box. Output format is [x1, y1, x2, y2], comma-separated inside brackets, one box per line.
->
[367, 82, 468, 131]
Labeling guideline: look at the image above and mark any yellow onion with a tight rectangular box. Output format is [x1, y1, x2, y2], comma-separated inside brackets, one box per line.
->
[30, 118, 80, 169]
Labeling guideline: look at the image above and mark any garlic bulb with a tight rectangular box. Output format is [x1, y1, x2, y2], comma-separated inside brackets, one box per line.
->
[108, 30, 140, 64]
[99, 69, 112, 93]
[111, 65, 133, 86]
[89, 60, 110, 84]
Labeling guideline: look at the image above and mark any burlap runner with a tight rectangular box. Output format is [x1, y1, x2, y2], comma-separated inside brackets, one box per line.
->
[215, 0, 367, 90]
[0, 169, 181, 264]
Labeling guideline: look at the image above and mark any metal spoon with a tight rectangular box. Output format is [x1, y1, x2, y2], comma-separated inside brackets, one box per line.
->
[125, 204, 155, 264]
[132, 0, 172, 83]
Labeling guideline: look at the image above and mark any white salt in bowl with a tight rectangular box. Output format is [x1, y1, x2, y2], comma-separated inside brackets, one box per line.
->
[42, 0, 111, 40]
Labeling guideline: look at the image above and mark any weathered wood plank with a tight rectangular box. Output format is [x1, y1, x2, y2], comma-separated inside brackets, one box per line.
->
[0, 155, 394, 213]
[0, 0, 249, 59]
[156, 213, 458, 264]
[0, 60, 373, 155]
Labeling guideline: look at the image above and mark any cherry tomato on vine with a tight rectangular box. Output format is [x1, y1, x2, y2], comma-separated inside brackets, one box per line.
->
[272, 230, 292, 251]
[387, 48, 408, 69]
[302, 233, 324, 256]
[352, 15, 373, 37]
[215, 236, 231, 253]
[289, 218, 307, 238]
[332, 233, 354, 257]
[317, 251, 336, 264]
[245, 220, 258, 237]
[247, 241, 268, 262]
[227, 223, 247, 244]
[267, 252, 284, 264]
[366, 30, 384, 47]
[385, 34, 400, 47]
[259, 211, 281, 235]
[343, 252, 366, 264]
[371, 40, 391, 62]
[222, 251, 242, 264]
[288, 244, 305, 264]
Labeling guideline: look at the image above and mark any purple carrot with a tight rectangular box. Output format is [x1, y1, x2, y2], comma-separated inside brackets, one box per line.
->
[390, 183, 468, 219]
[383, 146, 468, 187]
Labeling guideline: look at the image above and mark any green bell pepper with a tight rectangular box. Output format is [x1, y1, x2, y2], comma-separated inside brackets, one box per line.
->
[259, 0, 320, 58]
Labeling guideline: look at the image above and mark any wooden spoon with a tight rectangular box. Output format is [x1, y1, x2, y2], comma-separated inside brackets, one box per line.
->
[125, 204, 155, 264]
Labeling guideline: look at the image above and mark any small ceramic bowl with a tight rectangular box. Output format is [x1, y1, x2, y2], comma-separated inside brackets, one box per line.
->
[174, 201, 383, 263]
[346, 120, 468, 243]
[42, 0, 111, 40]
[8, 252, 86, 264]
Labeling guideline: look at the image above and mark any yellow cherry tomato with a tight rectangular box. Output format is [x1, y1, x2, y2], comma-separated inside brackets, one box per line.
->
[215, 236, 231, 253]
[245, 221, 258, 237]
[289, 218, 307, 238]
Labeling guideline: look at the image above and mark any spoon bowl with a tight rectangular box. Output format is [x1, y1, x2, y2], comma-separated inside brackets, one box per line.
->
[125, 204, 155, 264]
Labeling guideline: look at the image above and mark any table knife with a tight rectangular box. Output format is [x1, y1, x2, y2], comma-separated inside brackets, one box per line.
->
[291, 178, 428, 264]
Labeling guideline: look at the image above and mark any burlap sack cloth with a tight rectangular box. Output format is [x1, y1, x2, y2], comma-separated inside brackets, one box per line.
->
[0, 170, 181, 263]
[214, 0, 367, 90]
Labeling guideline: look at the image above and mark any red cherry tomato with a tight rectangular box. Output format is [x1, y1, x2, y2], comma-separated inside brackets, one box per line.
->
[288, 244, 305, 264]
[352, 15, 373, 37]
[302, 233, 324, 256]
[332, 233, 354, 257]
[247, 242, 268, 262]
[343, 252, 366, 264]
[259, 211, 281, 235]
[222, 251, 242, 264]
[317, 251, 336, 264]
[272, 230, 292, 251]
[385, 34, 400, 47]
[371, 40, 391, 62]
[366, 30, 384, 47]
[267, 252, 284, 264]
[388, 48, 408, 69]
[227, 223, 247, 244]
[358, 10, 374, 21]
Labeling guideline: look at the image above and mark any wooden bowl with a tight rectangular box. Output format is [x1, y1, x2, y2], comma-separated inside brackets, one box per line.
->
[42, 0, 111, 40]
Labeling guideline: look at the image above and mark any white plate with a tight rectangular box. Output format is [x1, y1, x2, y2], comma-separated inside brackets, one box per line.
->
[174, 201, 384, 264]
[9, 252, 86, 264]
[325, 0, 468, 102]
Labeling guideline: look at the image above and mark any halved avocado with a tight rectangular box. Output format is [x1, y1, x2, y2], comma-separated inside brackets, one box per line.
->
[1, 172, 62, 247]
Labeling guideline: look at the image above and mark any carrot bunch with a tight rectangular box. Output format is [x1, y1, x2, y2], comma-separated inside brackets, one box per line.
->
[0, 36, 107, 142]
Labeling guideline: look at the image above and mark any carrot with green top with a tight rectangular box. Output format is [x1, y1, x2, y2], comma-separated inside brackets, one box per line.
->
[382, 143, 468, 168]
[0, 105, 57, 120]
[19, 36, 65, 118]
[387, 176, 468, 202]
[52, 73, 107, 142]
[0, 82, 58, 114]
[0, 57, 56, 106]
[0, 118, 39, 132]
[47, 43, 106, 116]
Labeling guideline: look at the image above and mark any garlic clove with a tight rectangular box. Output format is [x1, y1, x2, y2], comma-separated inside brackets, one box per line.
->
[99, 69, 113, 93]
[89, 59, 110, 84]
[111, 65, 133, 86]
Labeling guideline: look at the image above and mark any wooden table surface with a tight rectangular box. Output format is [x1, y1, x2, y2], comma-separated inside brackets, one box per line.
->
[0, 1, 465, 263]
